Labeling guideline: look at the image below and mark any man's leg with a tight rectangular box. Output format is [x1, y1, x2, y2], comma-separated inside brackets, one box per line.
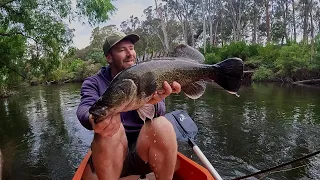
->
[91, 124, 128, 180]
[136, 116, 178, 180]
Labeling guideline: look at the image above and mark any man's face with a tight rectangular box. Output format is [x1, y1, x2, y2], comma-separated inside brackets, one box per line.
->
[107, 40, 136, 73]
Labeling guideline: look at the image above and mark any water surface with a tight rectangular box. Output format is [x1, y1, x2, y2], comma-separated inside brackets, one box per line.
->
[0, 83, 319, 179]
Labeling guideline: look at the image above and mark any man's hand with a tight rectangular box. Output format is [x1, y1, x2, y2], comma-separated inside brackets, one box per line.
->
[89, 114, 121, 138]
[147, 81, 181, 105]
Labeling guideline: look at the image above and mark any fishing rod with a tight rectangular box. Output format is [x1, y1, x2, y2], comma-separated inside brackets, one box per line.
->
[232, 149, 320, 180]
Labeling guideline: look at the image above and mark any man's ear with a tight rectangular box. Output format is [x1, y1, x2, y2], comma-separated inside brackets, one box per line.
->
[106, 54, 112, 64]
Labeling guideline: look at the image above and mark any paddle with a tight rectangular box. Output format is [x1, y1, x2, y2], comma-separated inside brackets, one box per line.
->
[165, 110, 223, 180]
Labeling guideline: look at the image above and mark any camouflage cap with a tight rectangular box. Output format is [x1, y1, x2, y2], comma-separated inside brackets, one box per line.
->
[103, 31, 140, 56]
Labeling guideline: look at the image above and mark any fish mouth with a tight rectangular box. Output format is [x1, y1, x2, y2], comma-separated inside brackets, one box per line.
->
[89, 107, 107, 124]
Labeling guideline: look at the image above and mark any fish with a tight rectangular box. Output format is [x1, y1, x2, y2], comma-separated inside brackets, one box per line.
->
[89, 44, 244, 123]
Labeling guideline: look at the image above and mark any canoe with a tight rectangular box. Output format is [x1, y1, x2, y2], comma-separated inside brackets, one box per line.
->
[73, 150, 214, 180]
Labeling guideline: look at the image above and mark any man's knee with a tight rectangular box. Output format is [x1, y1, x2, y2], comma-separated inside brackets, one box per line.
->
[92, 124, 128, 155]
[148, 116, 176, 136]
[137, 116, 177, 161]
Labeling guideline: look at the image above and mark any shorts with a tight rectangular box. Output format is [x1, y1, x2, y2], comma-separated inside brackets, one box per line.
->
[89, 131, 152, 177]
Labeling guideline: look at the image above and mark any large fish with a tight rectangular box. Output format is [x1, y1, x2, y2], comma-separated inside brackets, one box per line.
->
[90, 44, 244, 123]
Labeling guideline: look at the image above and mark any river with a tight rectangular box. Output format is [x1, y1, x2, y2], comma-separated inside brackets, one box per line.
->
[0, 82, 319, 180]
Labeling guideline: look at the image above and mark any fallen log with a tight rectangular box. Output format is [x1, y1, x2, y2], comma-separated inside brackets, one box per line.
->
[292, 79, 320, 85]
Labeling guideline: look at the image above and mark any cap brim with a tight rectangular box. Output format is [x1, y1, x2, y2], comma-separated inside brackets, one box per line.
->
[105, 33, 140, 55]
[112, 34, 140, 48]
[122, 34, 140, 44]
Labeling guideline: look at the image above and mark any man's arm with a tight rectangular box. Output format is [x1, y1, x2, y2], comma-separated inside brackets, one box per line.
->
[76, 78, 100, 130]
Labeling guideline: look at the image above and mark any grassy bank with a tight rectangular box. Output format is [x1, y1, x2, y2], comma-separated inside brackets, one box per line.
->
[201, 40, 320, 82]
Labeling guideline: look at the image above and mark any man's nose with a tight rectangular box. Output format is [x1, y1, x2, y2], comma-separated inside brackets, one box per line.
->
[126, 49, 133, 57]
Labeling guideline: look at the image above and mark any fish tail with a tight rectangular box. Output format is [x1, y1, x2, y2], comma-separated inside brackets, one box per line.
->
[212, 58, 244, 93]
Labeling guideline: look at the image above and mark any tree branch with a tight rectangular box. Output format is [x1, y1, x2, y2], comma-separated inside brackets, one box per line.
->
[0, 60, 27, 79]
[0, 0, 16, 8]
[0, 32, 38, 43]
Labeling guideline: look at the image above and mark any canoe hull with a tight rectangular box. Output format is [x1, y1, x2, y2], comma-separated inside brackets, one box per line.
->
[73, 150, 214, 180]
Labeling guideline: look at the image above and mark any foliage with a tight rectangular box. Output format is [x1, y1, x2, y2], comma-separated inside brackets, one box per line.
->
[204, 53, 221, 64]
[2, 0, 320, 92]
[0, 0, 115, 91]
[84, 48, 106, 65]
[219, 41, 251, 61]
[202, 41, 319, 82]
[246, 43, 280, 69]
[252, 66, 274, 81]
[274, 43, 311, 78]
[49, 58, 102, 83]
[314, 35, 320, 69]
[50, 69, 73, 82]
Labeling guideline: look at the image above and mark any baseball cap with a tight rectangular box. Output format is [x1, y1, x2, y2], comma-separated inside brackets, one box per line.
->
[103, 31, 140, 56]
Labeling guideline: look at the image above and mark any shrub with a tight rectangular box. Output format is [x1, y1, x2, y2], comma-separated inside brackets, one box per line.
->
[219, 41, 250, 61]
[252, 66, 274, 81]
[274, 43, 311, 77]
[204, 53, 221, 64]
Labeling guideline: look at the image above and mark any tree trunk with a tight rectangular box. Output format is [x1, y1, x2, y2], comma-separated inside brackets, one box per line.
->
[237, 0, 242, 41]
[209, 0, 213, 45]
[252, 1, 258, 44]
[310, 0, 314, 45]
[190, 20, 195, 47]
[310, 0, 314, 58]
[292, 0, 296, 42]
[282, 0, 289, 44]
[302, 0, 309, 44]
[155, 0, 169, 53]
[265, 0, 271, 42]
[285, 1, 289, 43]
[183, 21, 188, 44]
[202, 0, 206, 53]
[209, 18, 213, 45]
[214, 20, 219, 46]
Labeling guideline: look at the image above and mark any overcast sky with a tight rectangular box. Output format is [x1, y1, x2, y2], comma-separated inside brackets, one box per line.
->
[69, 0, 155, 49]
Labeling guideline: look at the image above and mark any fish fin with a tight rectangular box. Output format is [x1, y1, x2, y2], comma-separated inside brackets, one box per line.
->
[213, 58, 244, 93]
[137, 104, 155, 121]
[182, 81, 206, 99]
[171, 44, 205, 63]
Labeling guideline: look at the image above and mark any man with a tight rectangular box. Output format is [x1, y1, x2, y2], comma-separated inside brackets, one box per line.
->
[77, 31, 181, 180]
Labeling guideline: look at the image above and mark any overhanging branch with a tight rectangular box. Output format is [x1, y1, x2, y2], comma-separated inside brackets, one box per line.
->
[0, 32, 38, 43]
[0, 60, 27, 79]
[0, 0, 16, 8]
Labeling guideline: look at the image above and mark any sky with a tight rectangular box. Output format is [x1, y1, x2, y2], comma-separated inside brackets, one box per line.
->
[69, 0, 155, 49]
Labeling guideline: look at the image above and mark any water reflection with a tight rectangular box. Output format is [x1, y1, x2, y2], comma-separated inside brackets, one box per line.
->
[170, 83, 320, 180]
[0, 82, 319, 179]
[0, 84, 93, 179]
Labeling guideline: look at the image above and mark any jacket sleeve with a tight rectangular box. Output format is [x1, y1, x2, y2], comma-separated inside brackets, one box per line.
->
[76, 78, 100, 130]
[156, 99, 166, 116]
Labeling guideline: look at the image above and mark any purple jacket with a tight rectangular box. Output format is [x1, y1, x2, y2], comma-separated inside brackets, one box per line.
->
[76, 66, 166, 133]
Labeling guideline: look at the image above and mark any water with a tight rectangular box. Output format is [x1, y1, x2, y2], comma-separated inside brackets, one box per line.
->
[0, 82, 319, 180]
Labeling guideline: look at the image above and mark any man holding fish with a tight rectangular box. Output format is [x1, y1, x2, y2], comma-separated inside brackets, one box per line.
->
[77, 31, 243, 179]
[77, 31, 182, 180]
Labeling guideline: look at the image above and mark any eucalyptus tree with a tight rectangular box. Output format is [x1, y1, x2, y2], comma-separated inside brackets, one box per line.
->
[164, 0, 201, 45]
[90, 25, 118, 49]
[0, 0, 116, 87]
[155, 0, 170, 52]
